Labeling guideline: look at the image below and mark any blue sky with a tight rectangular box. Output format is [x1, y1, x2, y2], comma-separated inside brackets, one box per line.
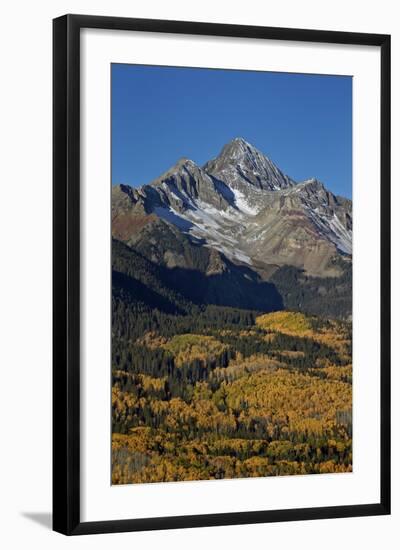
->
[112, 64, 352, 198]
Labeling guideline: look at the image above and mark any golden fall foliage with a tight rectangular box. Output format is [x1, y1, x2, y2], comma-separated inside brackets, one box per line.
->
[112, 311, 352, 484]
[256, 311, 352, 360]
[256, 311, 313, 335]
[163, 334, 228, 367]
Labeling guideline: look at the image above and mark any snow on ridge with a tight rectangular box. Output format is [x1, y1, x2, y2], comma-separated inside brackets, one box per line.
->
[152, 195, 253, 267]
[154, 206, 193, 231]
[306, 208, 352, 255]
[231, 188, 259, 216]
[328, 214, 352, 254]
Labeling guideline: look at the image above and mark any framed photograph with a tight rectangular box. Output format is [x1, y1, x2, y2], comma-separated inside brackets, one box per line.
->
[53, 14, 390, 535]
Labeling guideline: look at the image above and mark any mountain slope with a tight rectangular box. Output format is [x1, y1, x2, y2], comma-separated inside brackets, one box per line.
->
[113, 221, 283, 313]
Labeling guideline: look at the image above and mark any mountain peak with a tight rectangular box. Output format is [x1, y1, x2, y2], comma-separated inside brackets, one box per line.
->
[219, 137, 262, 161]
[176, 157, 198, 169]
[204, 138, 296, 191]
[146, 154, 234, 213]
[301, 177, 320, 185]
[150, 157, 201, 187]
[230, 136, 254, 148]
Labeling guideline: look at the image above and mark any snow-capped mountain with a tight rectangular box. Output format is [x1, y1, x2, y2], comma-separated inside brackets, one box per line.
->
[112, 138, 352, 278]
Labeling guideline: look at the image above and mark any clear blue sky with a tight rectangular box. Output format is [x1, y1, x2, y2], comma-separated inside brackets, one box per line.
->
[112, 64, 352, 198]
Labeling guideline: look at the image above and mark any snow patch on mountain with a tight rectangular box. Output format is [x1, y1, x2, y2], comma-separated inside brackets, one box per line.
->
[232, 188, 259, 216]
[326, 214, 352, 254]
[306, 208, 352, 255]
[154, 206, 193, 231]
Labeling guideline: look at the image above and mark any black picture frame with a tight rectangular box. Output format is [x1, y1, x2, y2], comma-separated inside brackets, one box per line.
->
[53, 14, 391, 535]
